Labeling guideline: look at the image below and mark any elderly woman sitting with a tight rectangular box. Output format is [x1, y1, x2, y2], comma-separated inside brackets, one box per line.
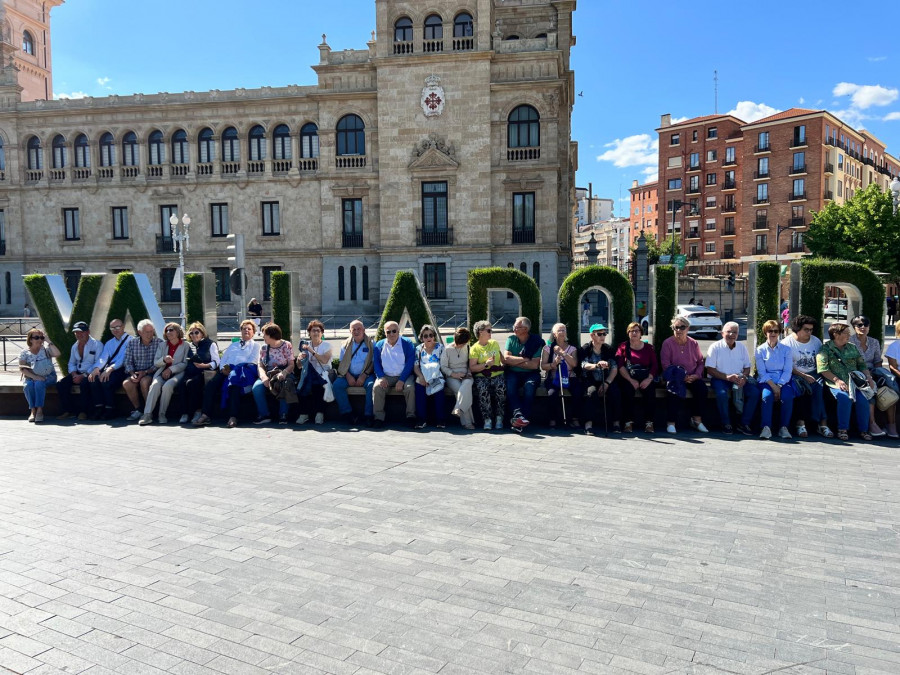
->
[578, 323, 621, 435]
[139, 322, 188, 425]
[616, 321, 659, 433]
[413, 324, 446, 429]
[441, 326, 475, 430]
[756, 319, 795, 440]
[660, 316, 709, 434]
[817, 322, 877, 441]
[540, 322, 580, 428]
[849, 315, 896, 438]
[469, 320, 506, 430]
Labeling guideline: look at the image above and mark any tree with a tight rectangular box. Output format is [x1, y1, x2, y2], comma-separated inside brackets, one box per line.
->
[805, 183, 900, 281]
[630, 233, 681, 266]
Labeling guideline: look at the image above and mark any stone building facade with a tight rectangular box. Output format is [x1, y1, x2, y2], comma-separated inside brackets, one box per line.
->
[0, 0, 577, 321]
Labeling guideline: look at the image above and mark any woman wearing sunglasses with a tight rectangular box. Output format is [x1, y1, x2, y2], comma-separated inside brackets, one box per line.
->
[848, 315, 896, 437]
[139, 322, 188, 425]
[660, 316, 709, 435]
[179, 322, 219, 425]
[413, 324, 445, 429]
[19, 328, 59, 422]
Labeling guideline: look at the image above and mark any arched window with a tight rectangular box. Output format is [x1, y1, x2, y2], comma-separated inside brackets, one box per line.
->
[532, 262, 540, 287]
[26, 136, 42, 170]
[520, 262, 527, 274]
[74, 134, 90, 168]
[350, 266, 357, 301]
[171, 129, 188, 164]
[51, 134, 66, 168]
[338, 266, 345, 301]
[221, 126, 239, 162]
[362, 265, 369, 301]
[454, 13, 473, 37]
[198, 127, 214, 163]
[148, 130, 164, 165]
[300, 123, 319, 158]
[394, 17, 413, 42]
[122, 131, 138, 166]
[249, 125, 266, 161]
[508, 105, 540, 148]
[22, 31, 34, 55]
[424, 14, 443, 39]
[504, 35, 520, 40]
[336, 115, 365, 156]
[99, 132, 115, 166]
[273, 124, 291, 160]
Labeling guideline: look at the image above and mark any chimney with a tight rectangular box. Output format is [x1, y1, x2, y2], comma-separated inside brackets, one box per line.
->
[660, 113, 671, 127]
[631, 179, 638, 188]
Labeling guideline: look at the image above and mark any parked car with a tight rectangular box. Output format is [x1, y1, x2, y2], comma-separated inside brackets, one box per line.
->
[675, 304, 723, 338]
[824, 299, 848, 319]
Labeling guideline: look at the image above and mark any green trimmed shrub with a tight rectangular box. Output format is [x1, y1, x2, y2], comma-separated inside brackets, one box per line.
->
[467, 267, 541, 341]
[798, 259, 885, 342]
[652, 265, 677, 352]
[103, 272, 154, 342]
[184, 273, 204, 326]
[753, 262, 781, 345]
[558, 266, 633, 346]
[377, 270, 437, 341]
[270, 272, 292, 335]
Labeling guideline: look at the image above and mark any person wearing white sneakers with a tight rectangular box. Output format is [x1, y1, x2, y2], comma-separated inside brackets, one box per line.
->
[756, 319, 796, 440]
[660, 316, 709, 435]
[296, 320, 333, 426]
[469, 320, 506, 430]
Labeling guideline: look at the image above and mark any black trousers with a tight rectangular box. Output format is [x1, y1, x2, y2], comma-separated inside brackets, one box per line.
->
[90, 369, 129, 410]
[582, 380, 622, 427]
[182, 372, 207, 416]
[57, 373, 95, 414]
[202, 372, 245, 418]
[620, 378, 657, 424]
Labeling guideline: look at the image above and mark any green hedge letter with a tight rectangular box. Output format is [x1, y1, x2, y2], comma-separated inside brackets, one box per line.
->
[467, 267, 541, 339]
[558, 266, 633, 346]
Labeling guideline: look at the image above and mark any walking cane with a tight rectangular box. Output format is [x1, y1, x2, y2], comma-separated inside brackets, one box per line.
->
[559, 359, 568, 426]
[601, 365, 609, 437]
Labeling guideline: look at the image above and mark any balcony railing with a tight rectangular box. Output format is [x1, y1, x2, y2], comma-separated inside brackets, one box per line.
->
[148, 165, 164, 178]
[248, 161, 265, 174]
[687, 229, 700, 239]
[824, 162, 834, 173]
[49, 168, 65, 181]
[273, 159, 292, 174]
[755, 144, 770, 153]
[73, 167, 91, 180]
[25, 169, 43, 181]
[342, 232, 363, 248]
[98, 167, 113, 179]
[155, 235, 174, 253]
[512, 228, 535, 244]
[688, 163, 701, 171]
[722, 225, 735, 236]
[722, 203, 737, 213]
[686, 186, 700, 194]
[723, 158, 737, 166]
[790, 217, 806, 228]
[753, 170, 769, 179]
[171, 164, 189, 177]
[121, 166, 139, 178]
[297, 158, 318, 171]
[754, 247, 768, 255]
[197, 163, 213, 176]
[789, 165, 807, 174]
[417, 228, 453, 246]
[826, 138, 837, 146]
[790, 138, 807, 148]
[222, 161, 241, 174]
[789, 243, 805, 253]
[753, 196, 770, 204]
[723, 179, 736, 189]
[754, 218, 768, 230]
[507, 147, 540, 161]
[789, 192, 806, 201]
[336, 155, 367, 168]
[422, 39, 443, 53]
[452, 36, 474, 51]
[393, 40, 414, 54]
[824, 190, 834, 200]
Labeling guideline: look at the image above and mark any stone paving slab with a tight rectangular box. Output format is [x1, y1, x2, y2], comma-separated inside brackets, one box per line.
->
[0, 419, 899, 674]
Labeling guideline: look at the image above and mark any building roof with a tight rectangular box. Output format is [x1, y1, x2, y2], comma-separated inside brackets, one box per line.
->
[746, 108, 819, 125]
[660, 114, 745, 130]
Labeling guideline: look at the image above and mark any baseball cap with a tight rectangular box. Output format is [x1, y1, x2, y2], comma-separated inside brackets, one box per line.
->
[72, 321, 89, 332]
[589, 323, 607, 332]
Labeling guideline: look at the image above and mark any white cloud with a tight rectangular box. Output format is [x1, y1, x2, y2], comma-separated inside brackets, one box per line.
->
[798, 97, 805, 104]
[867, 56, 887, 62]
[727, 101, 780, 122]
[671, 115, 688, 124]
[833, 82, 898, 109]
[641, 170, 659, 182]
[54, 91, 89, 100]
[96, 76, 111, 89]
[596, 134, 658, 168]
[885, 112, 900, 121]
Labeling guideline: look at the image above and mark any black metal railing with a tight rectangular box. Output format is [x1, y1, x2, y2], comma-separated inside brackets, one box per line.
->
[512, 229, 535, 244]
[416, 228, 453, 246]
[789, 243, 805, 253]
[155, 235, 174, 253]
[722, 226, 735, 236]
[686, 187, 700, 194]
[753, 196, 770, 204]
[723, 179, 736, 189]
[342, 232, 363, 248]
[754, 247, 768, 255]
[790, 138, 807, 148]
[722, 204, 737, 213]
[824, 163, 834, 173]
[790, 217, 805, 228]
[723, 158, 737, 166]
[755, 144, 770, 153]
[753, 170, 769, 179]
[789, 192, 806, 201]
[824, 190, 834, 200]
[754, 218, 768, 229]
[790, 165, 807, 174]
[687, 229, 699, 239]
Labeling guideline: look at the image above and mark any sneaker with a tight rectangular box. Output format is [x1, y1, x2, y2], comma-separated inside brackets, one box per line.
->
[34, 412, 43, 423]
[690, 419, 709, 433]
[77, 412, 88, 421]
[127, 410, 142, 421]
[759, 426, 772, 439]
[623, 421, 634, 433]
[279, 414, 288, 425]
[723, 424, 734, 435]
[179, 415, 189, 424]
[194, 414, 211, 426]
[296, 414, 309, 425]
[414, 420, 427, 430]
[315, 413, 325, 425]
[778, 426, 792, 439]
[138, 415, 151, 426]
[483, 419, 493, 430]
[644, 422, 654, 433]
[254, 416, 272, 425]
[27, 412, 35, 422]
[510, 411, 530, 429]
[191, 412, 202, 425]
[495, 415, 503, 430]
[736, 424, 753, 436]
[157, 415, 168, 425]
[451, 408, 462, 417]
[666, 423, 676, 434]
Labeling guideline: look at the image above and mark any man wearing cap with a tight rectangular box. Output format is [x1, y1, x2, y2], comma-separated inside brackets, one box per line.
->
[87, 318, 132, 419]
[57, 321, 103, 420]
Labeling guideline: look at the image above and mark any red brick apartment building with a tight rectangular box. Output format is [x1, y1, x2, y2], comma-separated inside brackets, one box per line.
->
[655, 109, 900, 276]
[628, 179, 658, 246]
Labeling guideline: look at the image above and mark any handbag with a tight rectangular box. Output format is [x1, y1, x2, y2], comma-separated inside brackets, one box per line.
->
[323, 379, 335, 403]
[876, 385, 899, 411]
[418, 347, 445, 395]
[625, 344, 651, 381]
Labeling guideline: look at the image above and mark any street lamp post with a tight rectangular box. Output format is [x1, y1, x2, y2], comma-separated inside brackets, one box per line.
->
[774, 222, 801, 264]
[169, 213, 191, 327]
[585, 232, 599, 266]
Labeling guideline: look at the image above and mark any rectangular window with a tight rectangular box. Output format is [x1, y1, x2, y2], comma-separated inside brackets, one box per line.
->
[63, 208, 80, 240]
[838, 154, 844, 170]
[689, 152, 700, 169]
[0, 209, 5, 253]
[160, 204, 178, 235]
[63, 270, 81, 300]
[792, 178, 805, 198]
[667, 155, 682, 168]
[724, 216, 735, 234]
[793, 125, 806, 145]
[755, 234, 767, 254]
[667, 178, 682, 190]
[723, 195, 735, 210]
[705, 242, 715, 253]
[707, 127, 718, 139]
[724, 241, 734, 258]
[512, 192, 535, 242]
[689, 244, 698, 258]
[689, 175, 699, 191]
[837, 181, 843, 197]
[705, 218, 716, 230]
[758, 131, 769, 151]
[670, 133, 680, 146]
[212, 267, 231, 302]
[688, 198, 700, 214]
[724, 170, 735, 188]
[160, 268, 180, 303]
[112, 206, 128, 240]
[342, 198, 363, 239]
[724, 146, 735, 163]
[262, 266, 281, 301]
[706, 149, 717, 162]
[792, 152, 805, 172]
[757, 183, 768, 202]
[757, 157, 769, 177]
[261, 201, 280, 236]
[424, 263, 447, 299]
[706, 196, 716, 208]
[706, 172, 717, 185]
[210, 203, 229, 237]
[422, 182, 448, 232]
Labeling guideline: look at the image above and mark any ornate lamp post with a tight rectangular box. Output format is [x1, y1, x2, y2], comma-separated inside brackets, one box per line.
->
[169, 213, 191, 326]
[585, 232, 599, 266]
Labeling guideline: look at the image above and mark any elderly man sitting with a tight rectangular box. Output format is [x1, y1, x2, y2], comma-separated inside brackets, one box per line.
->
[57, 321, 103, 421]
[372, 321, 416, 429]
[705, 321, 760, 435]
[87, 318, 132, 419]
[333, 320, 376, 426]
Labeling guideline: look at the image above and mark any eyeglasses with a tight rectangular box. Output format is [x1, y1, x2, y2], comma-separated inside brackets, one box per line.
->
[673, 325, 688, 331]
[482, 328, 493, 333]
[385, 329, 398, 335]
[422, 333, 435, 339]
[854, 322, 870, 328]
[592, 331, 608, 337]
[189, 330, 202, 336]
[31, 335, 45, 340]
[110, 325, 123, 330]
[164, 328, 177, 333]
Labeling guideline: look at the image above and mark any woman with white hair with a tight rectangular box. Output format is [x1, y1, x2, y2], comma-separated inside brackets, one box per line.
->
[660, 316, 709, 434]
[540, 322, 580, 428]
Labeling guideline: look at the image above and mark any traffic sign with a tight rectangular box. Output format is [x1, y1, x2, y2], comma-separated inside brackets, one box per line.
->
[674, 254, 687, 270]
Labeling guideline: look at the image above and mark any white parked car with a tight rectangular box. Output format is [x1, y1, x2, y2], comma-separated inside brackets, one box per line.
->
[675, 304, 723, 338]
[824, 299, 848, 319]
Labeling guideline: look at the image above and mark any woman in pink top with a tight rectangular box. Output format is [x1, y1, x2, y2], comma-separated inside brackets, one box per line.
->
[660, 316, 709, 434]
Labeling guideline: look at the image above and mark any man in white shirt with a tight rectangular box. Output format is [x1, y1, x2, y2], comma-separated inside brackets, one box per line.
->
[706, 321, 760, 435]
[88, 318, 132, 419]
[372, 321, 416, 428]
[57, 321, 104, 420]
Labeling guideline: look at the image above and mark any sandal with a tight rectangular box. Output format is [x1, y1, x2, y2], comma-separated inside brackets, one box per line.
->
[796, 424, 808, 438]
[227, 417, 238, 429]
[860, 432, 873, 441]
[623, 421, 633, 433]
[644, 421, 654, 433]
[818, 425, 834, 438]
[837, 429, 849, 441]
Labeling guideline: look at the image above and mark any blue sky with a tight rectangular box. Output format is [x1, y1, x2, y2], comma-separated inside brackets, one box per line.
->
[51, 1, 900, 216]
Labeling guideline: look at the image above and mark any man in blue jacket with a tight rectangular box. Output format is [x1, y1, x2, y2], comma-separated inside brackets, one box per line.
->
[372, 320, 416, 428]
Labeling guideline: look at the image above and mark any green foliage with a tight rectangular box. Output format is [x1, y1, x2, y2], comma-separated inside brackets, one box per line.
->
[798, 259, 885, 342]
[184, 274, 204, 326]
[558, 266, 633, 346]
[467, 267, 541, 341]
[652, 265, 677, 352]
[270, 272, 292, 335]
[753, 262, 781, 345]
[377, 270, 437, 341]
[631, 234, 681, 266]
[806, 183, 900, 282]
[103, 272, 153, 342]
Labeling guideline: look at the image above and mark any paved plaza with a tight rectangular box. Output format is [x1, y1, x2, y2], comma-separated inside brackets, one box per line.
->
[0, 421, 899, 674]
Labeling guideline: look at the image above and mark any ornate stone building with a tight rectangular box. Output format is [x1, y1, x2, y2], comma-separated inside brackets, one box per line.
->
[0, 0, 577, 320]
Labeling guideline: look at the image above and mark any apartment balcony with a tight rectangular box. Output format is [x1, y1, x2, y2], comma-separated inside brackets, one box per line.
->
[25, 169, 43, 182]
[121, 166, 139, 179]
[721, 225, 736, 236]
[452, 36, 474, 51]
[753, 170, 769, 179]
[824, 190, 834, 200]
[789, 164, 807, 175]
[754, 144, 770, 153]
[272, 159, 293, 175]
[722, 179, 736, 190]
[222, 161, 241, 175]
[297, 158, 319, 171]
[687, 228, 700, 239]
[49, 168, 66, 182]
[98, 167, 113, 179]
[155, 235, 174, 253]
[687, 163, 701, 172]
[196, 163, 213, 176]
[512, 228, 535, 244]
[248, 161, 265, 174]
[790, 138, 808, 148]
[824, 162, 834, 174]
[342, 232, 363, 248]
[788, 192, 807, 201]
[417, 228, 452, 246]
[790, 217, 806, 228]
[753, 196, 770, 205]
[825, 138, 837, 146]
[789, 243, 806, 253]
[753, 218, 768, 230]
[722, 204, 737, 213]
[336, 155, 367, 169]
[723, 158, 737, 166]
[864, 157, 874, 166]
[686, 186, 701, 194]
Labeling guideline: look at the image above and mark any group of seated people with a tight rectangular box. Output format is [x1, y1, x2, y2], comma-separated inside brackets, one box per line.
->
[17, 312, 900, 440]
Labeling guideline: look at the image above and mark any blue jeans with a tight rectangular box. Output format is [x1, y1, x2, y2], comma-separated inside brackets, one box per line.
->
[505, 370, 540, 418]
[415, 383, 446, 422]
[760, 381, 795, 429]
[793, 377, 826, 424]
[24, 374, 56, 408]
[333, 373, 374, 417]
[711, 378, 760, 427]
[827, 386, 870, 432]
[252, 379, 287, 417]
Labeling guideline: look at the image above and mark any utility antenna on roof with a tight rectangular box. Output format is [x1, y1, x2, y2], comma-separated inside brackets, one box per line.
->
[714, 70, 718, 114]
